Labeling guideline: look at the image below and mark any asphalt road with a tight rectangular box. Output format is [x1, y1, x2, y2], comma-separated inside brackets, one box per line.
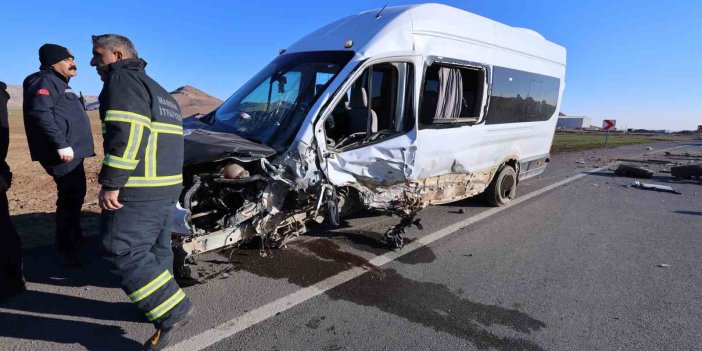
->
[1, 140, 701, 351]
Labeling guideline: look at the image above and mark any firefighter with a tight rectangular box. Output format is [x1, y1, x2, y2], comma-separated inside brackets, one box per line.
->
[22, 44, 95, 267]
[90, 34, 193, 350]
[0, 81, 25, 303]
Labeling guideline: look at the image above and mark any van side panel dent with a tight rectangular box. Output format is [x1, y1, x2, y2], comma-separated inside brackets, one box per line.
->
[415, 168, 497, 205]
[325, 133, 416, 187]
[355, 165, 497, 212]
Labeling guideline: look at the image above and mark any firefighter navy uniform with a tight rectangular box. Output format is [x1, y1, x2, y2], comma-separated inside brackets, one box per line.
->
[97, 58, 191, 328]
[22, 67, 95, 257]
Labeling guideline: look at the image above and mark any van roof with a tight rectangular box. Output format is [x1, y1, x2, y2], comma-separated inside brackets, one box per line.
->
[285, 3, 566, 65]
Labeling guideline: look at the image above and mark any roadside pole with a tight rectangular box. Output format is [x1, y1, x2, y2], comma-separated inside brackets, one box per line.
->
[604, 129, 609, 148]
[602, 119, 615, 149]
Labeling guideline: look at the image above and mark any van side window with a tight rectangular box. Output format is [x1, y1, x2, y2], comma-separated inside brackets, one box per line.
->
[485, 66, 560, 124]
[419, 64, 485, 127]
[325, 62, 414, 150]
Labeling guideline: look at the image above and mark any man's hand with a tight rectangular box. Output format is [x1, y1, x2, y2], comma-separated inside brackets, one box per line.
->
[99, 189, 123, 211]
[57, 147, 74, 162]
[0, 175, 8, 193]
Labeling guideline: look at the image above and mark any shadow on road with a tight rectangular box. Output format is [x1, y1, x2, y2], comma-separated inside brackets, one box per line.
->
[438, 195, 493, 209]
[586, 170, 702, 186]
[21, 237, 122, 289]
[0, 289, 142, 323]
[303, 195, 491, 256]
[224, 238, 378, 288]
[307, 225, 390, 256]
[11, 211, 101, 247]
[581, 171, 617, 178]
[0, 311, 143, 351]
[11, 211, 123, 289]
[673, 210, 702, 217]
[1, 212, 154, 350]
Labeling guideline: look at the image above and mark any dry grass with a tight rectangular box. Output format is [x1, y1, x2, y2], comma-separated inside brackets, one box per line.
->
[551, 131, 698, 153]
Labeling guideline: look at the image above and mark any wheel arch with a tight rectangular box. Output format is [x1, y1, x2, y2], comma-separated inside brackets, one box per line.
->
[492, 155, 520, 185]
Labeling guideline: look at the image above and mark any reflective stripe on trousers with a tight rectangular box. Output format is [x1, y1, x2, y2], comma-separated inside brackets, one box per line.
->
[100, 199, 191, 327]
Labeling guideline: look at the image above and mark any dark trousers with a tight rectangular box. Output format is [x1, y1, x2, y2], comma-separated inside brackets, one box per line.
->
[0, 191, 23, 285]
[100, 199, 191, 328]
[40, 159, 86, 252]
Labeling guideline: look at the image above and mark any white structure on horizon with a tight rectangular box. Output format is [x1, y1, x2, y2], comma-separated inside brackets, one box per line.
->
[557, 115, 591, 129]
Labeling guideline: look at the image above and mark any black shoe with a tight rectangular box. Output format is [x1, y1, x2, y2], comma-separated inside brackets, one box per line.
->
[143, 305, 195, 351]
[0, 276, 26, 304]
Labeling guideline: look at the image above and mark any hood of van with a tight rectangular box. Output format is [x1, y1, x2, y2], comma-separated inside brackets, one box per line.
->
[183, 117, 276, 166]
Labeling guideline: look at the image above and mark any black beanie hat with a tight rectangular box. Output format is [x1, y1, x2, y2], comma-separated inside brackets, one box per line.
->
[39, 44, 74, 67]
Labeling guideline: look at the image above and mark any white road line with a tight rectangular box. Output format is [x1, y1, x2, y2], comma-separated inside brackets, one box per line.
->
[169, 144, 689, 351]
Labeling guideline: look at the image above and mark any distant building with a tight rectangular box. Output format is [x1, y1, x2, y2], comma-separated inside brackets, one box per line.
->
[627, 129, 668, 134]
[556, 115, 591, 129]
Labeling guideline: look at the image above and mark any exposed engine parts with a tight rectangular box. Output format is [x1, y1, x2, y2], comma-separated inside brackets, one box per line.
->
[171, 146, 434, 283]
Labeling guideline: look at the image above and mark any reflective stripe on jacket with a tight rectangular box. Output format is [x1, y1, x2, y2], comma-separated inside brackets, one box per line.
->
[98, 59, 183, 201]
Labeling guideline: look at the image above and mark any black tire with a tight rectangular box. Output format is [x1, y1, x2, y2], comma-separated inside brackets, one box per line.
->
[485, 165, 517, 207]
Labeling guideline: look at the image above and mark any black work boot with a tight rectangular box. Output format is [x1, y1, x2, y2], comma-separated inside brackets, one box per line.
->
[143, 304, 195, 351]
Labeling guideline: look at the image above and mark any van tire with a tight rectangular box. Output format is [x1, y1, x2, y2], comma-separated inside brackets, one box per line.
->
[485, 165, 517, 207]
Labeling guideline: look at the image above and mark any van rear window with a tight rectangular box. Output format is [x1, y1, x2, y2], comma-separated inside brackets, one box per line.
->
[485, 67, 560, 124]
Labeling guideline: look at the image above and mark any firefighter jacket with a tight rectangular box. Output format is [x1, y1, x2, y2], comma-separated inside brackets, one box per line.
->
[98, 59, 184, 201]
[22, 68, 95, 164]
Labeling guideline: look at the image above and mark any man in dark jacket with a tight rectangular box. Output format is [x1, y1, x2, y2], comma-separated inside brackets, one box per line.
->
[0, 81, 25, 303]
[91, 34, 193, 351]
[22, 44, 95, 267]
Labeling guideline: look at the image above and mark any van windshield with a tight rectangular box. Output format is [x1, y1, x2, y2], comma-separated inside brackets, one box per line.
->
[213, 51, 354, 150]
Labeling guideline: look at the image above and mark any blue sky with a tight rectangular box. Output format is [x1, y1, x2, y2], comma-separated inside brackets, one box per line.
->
[1, 0, 700, 130]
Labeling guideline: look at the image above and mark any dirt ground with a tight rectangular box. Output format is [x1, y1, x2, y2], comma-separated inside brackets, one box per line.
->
[5, 109, 104, 247]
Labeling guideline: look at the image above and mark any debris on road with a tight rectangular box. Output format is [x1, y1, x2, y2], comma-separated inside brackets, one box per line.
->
[630, 181, 681, 194]
[575, 160, 586, 164]
[657, 264, 671, 268]
[646, 147, 654, 150]
[671, 165, 702, 180]
[617, 158, 672, 165]
[665, 151, 702, 158]
[614, 164, 654, 178]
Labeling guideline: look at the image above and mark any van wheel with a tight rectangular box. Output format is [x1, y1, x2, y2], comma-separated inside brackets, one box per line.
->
[485, 165, 517, 207]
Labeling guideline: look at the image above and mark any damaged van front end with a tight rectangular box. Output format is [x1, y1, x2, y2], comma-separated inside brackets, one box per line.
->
[170, 51, 366, 281]
[171, 115, 427, 282]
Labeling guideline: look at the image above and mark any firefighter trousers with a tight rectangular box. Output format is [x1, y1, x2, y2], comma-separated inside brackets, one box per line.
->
[100, 199, 191, 328]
